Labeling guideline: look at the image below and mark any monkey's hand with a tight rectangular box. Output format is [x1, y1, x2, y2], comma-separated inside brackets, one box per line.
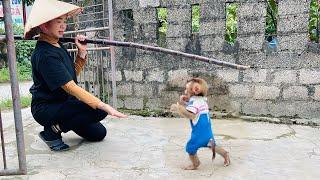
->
[170, 102, 197, 121]
[179, 95, 189, 105]
[170, 103, 180, 114]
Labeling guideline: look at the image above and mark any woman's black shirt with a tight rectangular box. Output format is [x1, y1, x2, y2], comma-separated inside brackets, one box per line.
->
[29, 41, 77, 125]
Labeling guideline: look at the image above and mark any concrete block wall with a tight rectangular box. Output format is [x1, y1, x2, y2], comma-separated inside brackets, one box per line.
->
[80, 0, 320, 118]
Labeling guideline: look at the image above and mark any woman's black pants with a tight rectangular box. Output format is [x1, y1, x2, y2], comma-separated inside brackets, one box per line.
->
[51, 99, 108, 141]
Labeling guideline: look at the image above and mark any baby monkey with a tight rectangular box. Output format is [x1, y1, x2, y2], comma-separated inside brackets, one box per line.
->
[170, 78, 230, 170]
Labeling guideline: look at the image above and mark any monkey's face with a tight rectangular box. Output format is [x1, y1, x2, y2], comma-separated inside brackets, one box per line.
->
[184, 82, 195, 98]
[184, 81, 203, 98]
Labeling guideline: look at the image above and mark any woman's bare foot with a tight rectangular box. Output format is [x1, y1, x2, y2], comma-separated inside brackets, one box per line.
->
[223, 152, 231, 166]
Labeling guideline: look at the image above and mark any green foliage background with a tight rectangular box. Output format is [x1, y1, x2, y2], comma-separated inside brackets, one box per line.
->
[0, 95, 31, 110]
[192, 5, 200, 33]
[265, 0, 278, 39]
[225, 3, 238, 44]
[0, 25, 35, 82]
[309, 0, 320, 42]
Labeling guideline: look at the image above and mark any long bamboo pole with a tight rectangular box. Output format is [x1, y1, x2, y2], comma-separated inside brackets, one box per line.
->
[0, 36, 251, 70]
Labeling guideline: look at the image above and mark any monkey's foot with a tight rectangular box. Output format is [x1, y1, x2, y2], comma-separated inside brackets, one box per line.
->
[223, 152, 231, 167]
[182, 160, 200, 170]
[182, 164, 198, 170]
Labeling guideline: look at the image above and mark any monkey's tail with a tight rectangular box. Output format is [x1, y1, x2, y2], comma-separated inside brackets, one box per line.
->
[210, 139, 216, 161]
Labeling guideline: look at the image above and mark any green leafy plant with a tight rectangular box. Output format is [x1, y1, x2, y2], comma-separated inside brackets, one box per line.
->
[0, 67, 10, 83]
[0, 25, 34, 81]
[309, 0, 319, 42]
[25, 0, 35, 6]
[15, 40, 36, 63]
[0, 62, 32, 82]
[0, 24, 24, 35]
[157, 8, 168, 34]
[13, 24, 24, 35]
[0, 95, 32, 110]
[265, 0, 278, 40]
[157, 7, 168, 47]
[192, 5, 200, 33]
[225, 3, 238, 44]
[17, 60, 32, 81]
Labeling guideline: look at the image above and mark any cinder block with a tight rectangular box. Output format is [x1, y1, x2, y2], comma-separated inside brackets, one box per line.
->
[269, 101, 320, 118]
[230, 100, 241, 113]
[132, 23, 158, 39]
[160, 0, 191, 7]
[146, 68, 165, 82]
[168, 69, 190, 87]
[138, 0, 160, 8]
[242, 100, 270, 116]
[238, 19, 265, 34]
[208, 95, 233, 112]
[278, 14, 309, 33]
[216, 69, 239, 82]
[254, 86, 280, 100]
[166, 37, 189, 51]
[134, 54, 160, 70]
[268, 101, 299, 117]
[124, 97, 144, 109]
[167, 23, 192, 37]
[238, 35, 264, 51]
[167, 7, 191, 22]
[243, 69, 267, 83]
[278, 1, 309, 16]
[199, 21, 225, 36]
[237, 2, 266, 18]
[229, 84, 252, 98]
[114, 0, 138, 10]
[313, 85, 320, 101]
[134, 83, 154, 97]
[300, 69, 320, 84]
[283, 86, 308, 100]
[124, 70, 143, 81]
[278, 33, 308, 51]
[134, 8, 157, 23]
[107, 71, 122, 82]
[200, 36, 225, 51]
[146, 98, 161, 110]
[272, 70, 297, 84]
[238, 52, 266, 67]
[201, 1, 225, 19]
[159, 91, 181, 107]
[117, 83, 133, 96]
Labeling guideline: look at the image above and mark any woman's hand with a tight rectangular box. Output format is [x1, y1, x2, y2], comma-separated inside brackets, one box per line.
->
[75, 34, 87, 58]
[97, 102, 128, 118]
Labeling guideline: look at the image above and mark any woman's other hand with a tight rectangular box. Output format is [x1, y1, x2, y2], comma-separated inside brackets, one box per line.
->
[75, 34, 87, 58]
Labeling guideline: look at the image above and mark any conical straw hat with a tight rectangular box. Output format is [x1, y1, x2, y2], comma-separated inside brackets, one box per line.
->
[24, 0, 82, 39]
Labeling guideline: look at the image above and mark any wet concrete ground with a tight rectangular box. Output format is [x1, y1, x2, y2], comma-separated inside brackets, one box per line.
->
[1, 108, 320, 179]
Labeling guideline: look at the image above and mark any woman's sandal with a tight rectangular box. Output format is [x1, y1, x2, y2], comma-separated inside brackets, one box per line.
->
[39, 131, 69, 151]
